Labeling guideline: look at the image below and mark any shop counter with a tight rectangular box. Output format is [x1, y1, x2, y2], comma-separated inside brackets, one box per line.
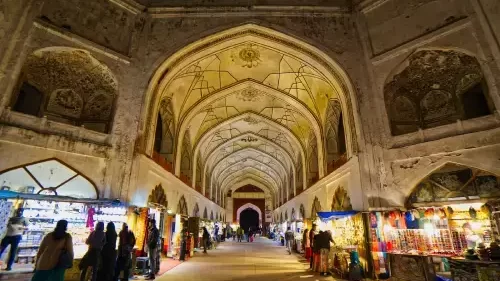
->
[387, 253, 436, 281]
[449, 258, 500, 281]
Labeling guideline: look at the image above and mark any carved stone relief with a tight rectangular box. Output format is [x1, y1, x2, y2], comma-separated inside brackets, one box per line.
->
[385, 49, 490, 136]
[19, 48, 117, 132]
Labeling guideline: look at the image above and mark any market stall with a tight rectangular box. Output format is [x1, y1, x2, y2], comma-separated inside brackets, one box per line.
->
[369, 164, 500, 281]
[316, 211, 370, 279]
[0, 190, 125, 280]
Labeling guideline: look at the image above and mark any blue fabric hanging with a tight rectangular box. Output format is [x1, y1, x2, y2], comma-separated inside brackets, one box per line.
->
[316, 211, 358, 221]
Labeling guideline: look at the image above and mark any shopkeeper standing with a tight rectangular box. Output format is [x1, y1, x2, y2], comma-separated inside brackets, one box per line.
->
[0, 208, 28, 271]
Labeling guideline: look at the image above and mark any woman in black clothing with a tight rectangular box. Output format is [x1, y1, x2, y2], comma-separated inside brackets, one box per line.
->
[98, 222, 117, 281]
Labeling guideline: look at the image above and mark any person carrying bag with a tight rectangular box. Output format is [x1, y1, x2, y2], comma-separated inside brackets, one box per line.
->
[31, 220, 74, 281]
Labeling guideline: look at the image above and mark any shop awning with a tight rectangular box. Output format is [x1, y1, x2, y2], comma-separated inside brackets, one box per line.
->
[316, 211, 358, 221]
[0, 190, 122, 205]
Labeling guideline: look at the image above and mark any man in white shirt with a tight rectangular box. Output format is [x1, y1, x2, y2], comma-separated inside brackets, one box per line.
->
[0, 209, 28, 271]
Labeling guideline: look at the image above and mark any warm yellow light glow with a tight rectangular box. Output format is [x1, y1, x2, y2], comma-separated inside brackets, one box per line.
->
[446, 203, 484, 211]
[470, 221, 482, 231]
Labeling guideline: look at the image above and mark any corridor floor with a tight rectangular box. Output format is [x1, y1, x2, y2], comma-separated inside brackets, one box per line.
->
[154, 236, 333, 281]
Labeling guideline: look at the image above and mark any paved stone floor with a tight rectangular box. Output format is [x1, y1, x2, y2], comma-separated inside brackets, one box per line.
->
[155, 236, 334, 281]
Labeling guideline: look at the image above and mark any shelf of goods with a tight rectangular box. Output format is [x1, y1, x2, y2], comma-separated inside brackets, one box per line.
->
[369, 205, 499, 280]
[316, 213, 368, 278]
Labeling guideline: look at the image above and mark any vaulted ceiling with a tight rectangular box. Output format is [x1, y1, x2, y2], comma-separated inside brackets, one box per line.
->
[148, 25, 355, 209]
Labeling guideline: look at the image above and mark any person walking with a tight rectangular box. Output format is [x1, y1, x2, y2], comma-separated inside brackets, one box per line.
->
[31, 220, 73, 281]
[0, 209, 28, 271]
[285, 227, 294, 254]
[236, 227, 243, 242]
[202, 227, 210, 253]
[98, 222, 117, 281]
[302, 228, 310, 260]
[115, 223, 136, 281]
[80, 221, 106, 281]
[309, 224, 317, 270]
[145, 219, 160, 280]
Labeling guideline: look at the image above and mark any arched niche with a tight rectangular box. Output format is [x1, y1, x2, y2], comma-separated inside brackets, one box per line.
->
[406, 163, 500, 207]
[203, 207, 208, 219]
[177, 195, 188, 216]
[192, 203, 200, 217]
[153, 97, 175, 168]
[13, 47, 118, 133]
[385, 49, 494, 136]
[311, 196, 322, 219]
[148, 184, 168, 209]
[0, 158, 98, 199]
[210, 210, 214, 220]
[331, 186, 352, 211]
[299, 204, 306, 220]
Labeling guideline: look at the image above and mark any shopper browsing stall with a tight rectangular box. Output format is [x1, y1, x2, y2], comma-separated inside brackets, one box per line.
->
[115, 223, 136, 281]
[146, 219, 160, 280]
[31, 220, 74, 281]
[80, 222, 106, 281]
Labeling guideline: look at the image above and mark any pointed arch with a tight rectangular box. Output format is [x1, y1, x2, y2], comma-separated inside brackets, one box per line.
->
[203, 207, 208, 219]
[311, 196, 322, 219]
[148, 184, 168, 209]
[177, 195, 188, 216]
[192, 203, 200, 217]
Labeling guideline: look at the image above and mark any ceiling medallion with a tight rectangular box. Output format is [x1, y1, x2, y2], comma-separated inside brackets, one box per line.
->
[232, 44, 261, 68]
[243, 116, 259, 124]
[241, 136, 258, 143]
[237, 87, 261, 102]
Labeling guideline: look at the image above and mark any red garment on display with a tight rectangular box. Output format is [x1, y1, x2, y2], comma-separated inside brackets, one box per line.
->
[86, 207, 95, 230]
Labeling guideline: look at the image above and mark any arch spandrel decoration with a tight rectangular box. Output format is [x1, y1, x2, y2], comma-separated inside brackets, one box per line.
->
[203, 207, 208, 219]
[407, 163, 500, 206]
[14, 47, 118, 133]
[177, 195, 188, 216]
[385, 49, 493, 136]
[311, 196, 321, 219]
[331, 186, 352, 211]
[192, 203, 200, 217]
[148, 184, 168, 209]
[145, 24, 360, 208]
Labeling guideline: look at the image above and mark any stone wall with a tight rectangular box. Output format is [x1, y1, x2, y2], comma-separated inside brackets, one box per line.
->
[0, 0, 499, 218]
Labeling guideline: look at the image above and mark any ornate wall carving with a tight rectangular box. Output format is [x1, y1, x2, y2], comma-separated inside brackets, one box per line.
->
[16, 48, 117, 133]
[385, 49, 492, 136]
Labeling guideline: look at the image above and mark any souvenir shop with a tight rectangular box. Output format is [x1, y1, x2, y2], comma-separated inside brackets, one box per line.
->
[369, 164, 500, 281]
[289, 208, 305, 253]
[0, 160, 129, 279]
[315, 211, 370, 279]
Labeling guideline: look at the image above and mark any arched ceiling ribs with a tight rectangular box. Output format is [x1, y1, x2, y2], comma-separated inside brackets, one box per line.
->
[174, 79, 325, 175]
[188, 112, 308, 187]
[211, 147, 288, 183]
[223, 176, 277, 199]
[210, 148, 296, 199]
[218, 166, 281, 194]
[204, 131, 296, 171]
[214, 158, 284, 193]
[223, 176, 278, 207]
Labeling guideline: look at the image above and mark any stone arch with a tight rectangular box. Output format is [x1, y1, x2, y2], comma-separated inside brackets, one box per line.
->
[291, 208, 296, 221]
[203, 207, 208, 219]
[384, 48, 494, 136]
[299, 204, 306, 220]
[142, 23, 362, 180]
[331, 186, 351, 211]
[13, 47, 118, 133]
[210, 210, 214, 220]
[311, 196, 321, 219]
[405, 162, 500, 207]
[154, 98, 175, 169]
[177, 195, 188, 216]
[148, 184, 168, 209]
[192, 203, 200, 217]
[236, 203, 263, 223]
